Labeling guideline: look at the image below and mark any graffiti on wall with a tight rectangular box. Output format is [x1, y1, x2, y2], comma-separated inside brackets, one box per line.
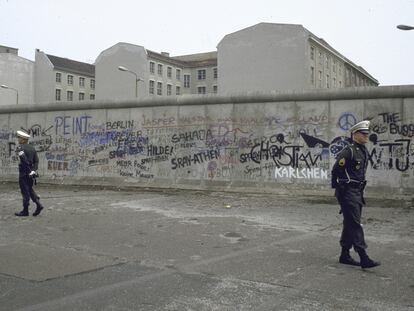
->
[0, 106, 412, 186]
[369, 112, 413, 172]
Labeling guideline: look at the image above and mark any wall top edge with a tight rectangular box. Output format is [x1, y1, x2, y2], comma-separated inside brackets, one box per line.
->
[1, 85, 414, 114]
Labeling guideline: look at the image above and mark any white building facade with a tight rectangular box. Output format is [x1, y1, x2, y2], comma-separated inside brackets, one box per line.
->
[34, 49, 95, 105]
[95, 43, 218, 100]
[1, 23, 378, 105]
[218, 23, 378, 94]
[0, 52, 34, 106]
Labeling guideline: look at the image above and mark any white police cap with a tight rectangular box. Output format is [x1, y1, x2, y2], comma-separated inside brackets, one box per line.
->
[350, 120, 370, 133]
[16, 130, 31, 139]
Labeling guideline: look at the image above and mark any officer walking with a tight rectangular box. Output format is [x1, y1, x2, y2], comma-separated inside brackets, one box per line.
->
[331, 120, 380, 269]
[14, 130, 45, 217]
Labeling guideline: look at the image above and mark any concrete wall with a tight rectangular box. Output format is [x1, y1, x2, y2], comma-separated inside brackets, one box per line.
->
[0, 54, 34, 106]
[0, 86, 413, 199]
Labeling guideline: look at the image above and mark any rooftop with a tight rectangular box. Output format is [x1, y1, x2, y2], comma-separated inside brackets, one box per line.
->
[46, 54, 95, 77]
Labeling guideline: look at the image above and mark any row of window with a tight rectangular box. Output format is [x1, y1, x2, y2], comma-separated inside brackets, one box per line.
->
[55, 89, 95, 101]
[311, 64, 374, 88]
[310, 67, 343, 88]
[310, 46, 343, 75]
[149, 81, 180, 96]
[148, 62, 218, 82]
[345, 68, 375, 87]
[56, 72, 95, 89]
[150, 62, 182, 79]
[197, 86, 218, 94]
[197, 68, 218, 80]
[310, 46, 375, 88]
[148, 81, 218, 95]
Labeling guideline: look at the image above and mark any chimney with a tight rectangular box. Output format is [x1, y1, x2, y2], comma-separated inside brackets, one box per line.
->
[161, 52, 170, 57]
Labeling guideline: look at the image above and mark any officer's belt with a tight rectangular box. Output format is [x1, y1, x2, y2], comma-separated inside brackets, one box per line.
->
[337, 179, 366, 188]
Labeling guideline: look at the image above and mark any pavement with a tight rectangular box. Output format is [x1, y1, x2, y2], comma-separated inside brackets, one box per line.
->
[0, 182, 413, 311]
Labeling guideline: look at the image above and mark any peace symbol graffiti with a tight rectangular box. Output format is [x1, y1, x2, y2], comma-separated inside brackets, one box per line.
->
[338, 113, 357, 131]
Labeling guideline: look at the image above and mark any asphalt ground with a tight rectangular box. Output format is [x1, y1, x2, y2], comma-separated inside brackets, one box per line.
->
[0, 182, 413, 311]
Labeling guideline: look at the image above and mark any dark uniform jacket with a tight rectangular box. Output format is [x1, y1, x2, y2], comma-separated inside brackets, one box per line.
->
[17, 144, 39, 176]
[331, 142, 369, 190]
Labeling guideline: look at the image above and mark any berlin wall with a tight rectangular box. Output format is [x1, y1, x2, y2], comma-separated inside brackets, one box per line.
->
[1, 86, 413, 199]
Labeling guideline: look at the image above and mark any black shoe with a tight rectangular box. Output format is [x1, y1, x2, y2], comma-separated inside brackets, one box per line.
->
[15, 210, 29, 217]
[361, 258, 381, 269]
[339, 255, 360, 266]
[33, 205, 44, 217]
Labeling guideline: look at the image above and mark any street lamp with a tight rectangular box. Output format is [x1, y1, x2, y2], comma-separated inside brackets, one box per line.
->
[397, 24, 414, 30]
[118, 66, 143, 98]
[1, 84, 18, 105]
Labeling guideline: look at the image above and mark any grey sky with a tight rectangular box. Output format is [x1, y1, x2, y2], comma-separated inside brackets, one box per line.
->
[1, 0, 413, 85]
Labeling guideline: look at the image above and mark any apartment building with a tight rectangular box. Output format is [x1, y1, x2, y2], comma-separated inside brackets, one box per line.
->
[35, 49, 95, 104]
[218, 23, 378, 94]
[95, 43, 217, 100]
[1, 23, 378, 105]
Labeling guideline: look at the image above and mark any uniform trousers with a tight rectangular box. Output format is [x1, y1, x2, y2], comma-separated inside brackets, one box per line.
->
[19, 175, 39, 209]
[336, 187, 367, 252]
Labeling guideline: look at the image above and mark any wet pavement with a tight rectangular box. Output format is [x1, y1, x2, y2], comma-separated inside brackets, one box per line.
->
[0, 182, 413, 311]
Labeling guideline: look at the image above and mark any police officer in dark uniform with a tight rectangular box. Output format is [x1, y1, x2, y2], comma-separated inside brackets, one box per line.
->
[15, 130, 45, 217]
[331, 120, 380, 269]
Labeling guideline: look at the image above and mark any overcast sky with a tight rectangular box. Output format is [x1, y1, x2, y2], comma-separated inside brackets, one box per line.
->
[1, 0, 413, 85]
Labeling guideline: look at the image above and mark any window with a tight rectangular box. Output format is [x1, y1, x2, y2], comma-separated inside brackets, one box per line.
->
[90, 79, 95, 89]
[326, 74, 330, 88]
[167, 84, 172, 95]
[167, 67, 172, 78]
[79, 92, 85, 101]
[184, 75, 190, 88]
[333, 60, 336, 73]
[176, 69, 181, 80]
[149, 80, 155, 94]
[157, 82, 162, 95]
[310, 46, 315, 60]
[79, 77, 85, 87]
[346, 69, 350, 85]
[176, 86, 181, 95]
[213, 68, 218, 79]
[213, 85, 218, 93]
[67, 75, 73, 85]
[310, 66, 315, 85]
[319, 51, 323, 64]
[326, 55, 330, 68]
[333, 78, 337, 88]
[56, 72, 61, 83]
[318, 71, 322, 88]
[198, 69, 206, 80]
[55, 89, 61, 101]
[157, 64, 163, 76]
[150, 62, 155, 74]
[67, 91, 73, 101]
[90, 94, 95, 100]
[197, 86, 206, 94]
